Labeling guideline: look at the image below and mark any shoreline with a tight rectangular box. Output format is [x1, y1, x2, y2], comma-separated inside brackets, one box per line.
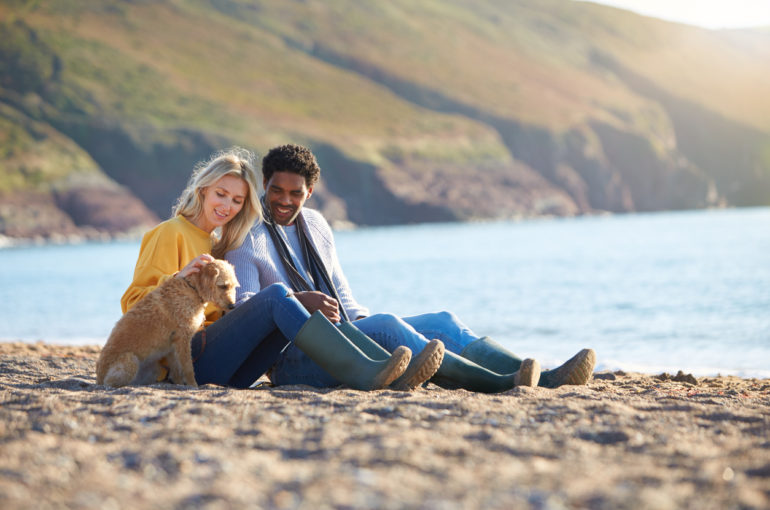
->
[4, 339, 769, 380]
[3, 205, 757, 251]
[0, 230, 143, 249]
[1, 341, 769, 509]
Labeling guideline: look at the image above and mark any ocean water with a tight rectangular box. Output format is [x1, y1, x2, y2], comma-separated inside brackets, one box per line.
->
[2, 207, 768, 377]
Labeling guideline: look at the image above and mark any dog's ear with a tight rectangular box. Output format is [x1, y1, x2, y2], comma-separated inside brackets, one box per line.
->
[185, 267, 201, 286]
[199, 261, 220, 286]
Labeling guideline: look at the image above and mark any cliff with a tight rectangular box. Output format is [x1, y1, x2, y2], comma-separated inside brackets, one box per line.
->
[1, 0, 769, 240]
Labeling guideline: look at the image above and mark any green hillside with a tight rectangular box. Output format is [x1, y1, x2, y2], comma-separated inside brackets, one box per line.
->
[1, 0, 769, 239]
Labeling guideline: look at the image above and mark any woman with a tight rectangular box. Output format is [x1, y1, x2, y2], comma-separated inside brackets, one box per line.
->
[120, 147, 422, 390]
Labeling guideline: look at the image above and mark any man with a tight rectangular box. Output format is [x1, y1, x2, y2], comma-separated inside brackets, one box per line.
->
[227, 144, 595, 391]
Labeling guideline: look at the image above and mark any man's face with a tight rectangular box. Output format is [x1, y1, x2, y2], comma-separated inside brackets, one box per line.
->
[263, 171, 313, 226]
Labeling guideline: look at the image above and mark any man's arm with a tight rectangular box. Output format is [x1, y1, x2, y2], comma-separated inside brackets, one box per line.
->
[331, 265, 370, 320]
[226, 224, 342, 322]
[293, 291, 341, 323]
[310, 212, 371, 319]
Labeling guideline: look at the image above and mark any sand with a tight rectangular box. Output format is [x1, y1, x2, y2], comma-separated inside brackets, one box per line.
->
[1, 342, 768, 510]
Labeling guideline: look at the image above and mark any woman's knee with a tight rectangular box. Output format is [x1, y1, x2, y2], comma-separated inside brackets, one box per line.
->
[236, 282, 294, 316]
[262, 282, 293, 300]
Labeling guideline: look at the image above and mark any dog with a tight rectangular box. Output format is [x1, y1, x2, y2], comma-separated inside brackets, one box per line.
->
[96, 259, 239, 388]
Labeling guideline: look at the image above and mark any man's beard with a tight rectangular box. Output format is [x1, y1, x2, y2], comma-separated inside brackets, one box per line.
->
[269, 203, 298, 226]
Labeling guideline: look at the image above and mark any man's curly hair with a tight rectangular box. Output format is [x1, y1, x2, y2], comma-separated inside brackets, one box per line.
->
[262, 144, 321, 188]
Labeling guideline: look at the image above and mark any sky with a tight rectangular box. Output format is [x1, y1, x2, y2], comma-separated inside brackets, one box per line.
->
[580, 0, 770, 29]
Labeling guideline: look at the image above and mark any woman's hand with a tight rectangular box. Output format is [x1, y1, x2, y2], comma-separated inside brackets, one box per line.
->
[176, 254, 215, 279]
[294, 291, 341, 323]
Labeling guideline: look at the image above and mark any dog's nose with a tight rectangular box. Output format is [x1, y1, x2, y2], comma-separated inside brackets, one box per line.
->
[228, 303, 235, 310]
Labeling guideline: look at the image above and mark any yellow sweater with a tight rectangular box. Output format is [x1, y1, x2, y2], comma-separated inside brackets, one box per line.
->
[120, 215, 222, 325]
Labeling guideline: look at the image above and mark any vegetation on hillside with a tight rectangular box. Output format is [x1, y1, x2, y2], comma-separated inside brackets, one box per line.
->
[0, 0, 768, 237]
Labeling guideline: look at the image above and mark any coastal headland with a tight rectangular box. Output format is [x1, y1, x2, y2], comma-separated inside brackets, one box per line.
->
[1, 342, 768, 509]
[3, 1, 770, 244]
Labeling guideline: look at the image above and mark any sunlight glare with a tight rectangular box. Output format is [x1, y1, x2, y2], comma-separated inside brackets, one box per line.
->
[579, 0, 770, 29]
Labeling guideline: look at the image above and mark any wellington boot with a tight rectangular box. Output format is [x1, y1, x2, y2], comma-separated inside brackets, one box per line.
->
[294, 311, 411, 391]
[514, 358, 541, 387]
[337, 322, 445, 391]
[539, 348, 596, 388]
[430, 350, 540, 393]
[460, 336, 523, 374]
[461, 337, 596, 388]
[390, 340, 444, 391]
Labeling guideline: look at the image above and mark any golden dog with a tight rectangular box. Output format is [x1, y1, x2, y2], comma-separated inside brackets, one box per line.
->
[96, 260, 238, 387]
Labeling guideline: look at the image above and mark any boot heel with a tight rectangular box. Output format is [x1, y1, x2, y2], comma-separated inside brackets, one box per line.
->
[372, 346, 412, 389]
[540, 348, 596, 388]
[391, 339, 445, 391]
[513, 358, 541, 387]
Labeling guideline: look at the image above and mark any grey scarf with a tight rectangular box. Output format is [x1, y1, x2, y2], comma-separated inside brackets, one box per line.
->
[261, 195, 350, 322]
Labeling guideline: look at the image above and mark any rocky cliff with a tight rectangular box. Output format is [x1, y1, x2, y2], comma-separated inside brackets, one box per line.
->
[1, 0, 768, 241]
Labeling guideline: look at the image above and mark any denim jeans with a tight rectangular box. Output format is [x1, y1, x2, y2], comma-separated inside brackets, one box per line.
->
[268, 310, 480, 387]
[398, 311, 479, 354]
[191, 282, 309, 387]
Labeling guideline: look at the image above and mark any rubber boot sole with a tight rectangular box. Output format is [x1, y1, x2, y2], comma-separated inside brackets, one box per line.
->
[390, 339, 445, 391]
[513, 358, 541, 387]
[542, 348, 596, 388]
[370, 345, 412, 389]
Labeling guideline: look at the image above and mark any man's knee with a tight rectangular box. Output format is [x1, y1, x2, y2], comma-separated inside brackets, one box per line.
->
[371, 312, 405, 329]
[430, 310, 462, 326]
[403, 310, 466, 335]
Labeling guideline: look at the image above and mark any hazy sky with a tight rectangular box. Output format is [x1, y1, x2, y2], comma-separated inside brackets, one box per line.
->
[580, 0, 770, 29]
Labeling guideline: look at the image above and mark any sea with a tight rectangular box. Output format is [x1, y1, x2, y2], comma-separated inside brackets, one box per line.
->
[2, 207, 768, 378]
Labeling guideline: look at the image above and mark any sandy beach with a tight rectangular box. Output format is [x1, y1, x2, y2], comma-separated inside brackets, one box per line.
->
[1, 342, 768, 509]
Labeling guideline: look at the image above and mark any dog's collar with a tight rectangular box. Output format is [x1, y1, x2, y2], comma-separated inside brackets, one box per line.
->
[182, 276, 204, 303]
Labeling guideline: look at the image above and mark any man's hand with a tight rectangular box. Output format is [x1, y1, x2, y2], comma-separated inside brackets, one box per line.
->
[294, 291, 340, 322]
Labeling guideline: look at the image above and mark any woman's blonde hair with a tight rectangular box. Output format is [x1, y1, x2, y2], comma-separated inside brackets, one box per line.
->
[173, 147, 262, 259]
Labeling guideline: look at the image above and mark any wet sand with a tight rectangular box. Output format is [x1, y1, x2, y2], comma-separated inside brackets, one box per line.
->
[1, 341, 768, 509]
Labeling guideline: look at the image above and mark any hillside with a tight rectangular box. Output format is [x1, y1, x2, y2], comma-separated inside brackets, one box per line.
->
[1, 0, 769, 241]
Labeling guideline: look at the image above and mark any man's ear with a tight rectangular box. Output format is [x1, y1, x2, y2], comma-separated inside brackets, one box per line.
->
[306, 186, 313, 199]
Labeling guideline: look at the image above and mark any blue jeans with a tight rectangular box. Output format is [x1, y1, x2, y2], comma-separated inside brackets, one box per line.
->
[269, 310, 479, 387]
[399, 311, 479, 354]
[191, 283, 309, 387]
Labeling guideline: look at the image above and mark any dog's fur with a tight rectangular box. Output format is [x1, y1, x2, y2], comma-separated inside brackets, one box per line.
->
[96, 260, 239, 388]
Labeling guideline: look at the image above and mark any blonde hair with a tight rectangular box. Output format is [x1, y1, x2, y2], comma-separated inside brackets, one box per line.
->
[173, 147, 262, 259]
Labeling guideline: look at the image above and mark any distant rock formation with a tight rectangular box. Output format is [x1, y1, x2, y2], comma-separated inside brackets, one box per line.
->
[0, 185, 157, 244]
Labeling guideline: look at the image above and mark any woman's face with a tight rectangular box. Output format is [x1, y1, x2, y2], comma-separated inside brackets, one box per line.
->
[195, 174, 248, 233]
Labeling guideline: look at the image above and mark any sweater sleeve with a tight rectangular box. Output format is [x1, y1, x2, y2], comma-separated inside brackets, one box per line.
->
[225, 229, 263, 306]
[307, 210, 370, 319]
[329, 241, 370, 319]
[120, 226, 183, 313]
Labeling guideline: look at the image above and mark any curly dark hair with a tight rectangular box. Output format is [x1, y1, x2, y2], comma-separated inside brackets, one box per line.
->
[262, 144, 321, 187]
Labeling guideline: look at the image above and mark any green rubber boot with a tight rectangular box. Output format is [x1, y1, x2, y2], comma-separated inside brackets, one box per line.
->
[460, 336, 523, 374]
[294, 311, 411, 391]
[538, 348, 596, 388]
[461, 337, 596, 388]
[430, 350, 540, 393]
[338, 321, 445, 391]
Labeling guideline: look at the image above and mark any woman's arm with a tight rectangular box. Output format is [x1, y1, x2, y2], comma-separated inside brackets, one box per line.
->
[120, 223, 213, 313]
[120, 229, 181, 313]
